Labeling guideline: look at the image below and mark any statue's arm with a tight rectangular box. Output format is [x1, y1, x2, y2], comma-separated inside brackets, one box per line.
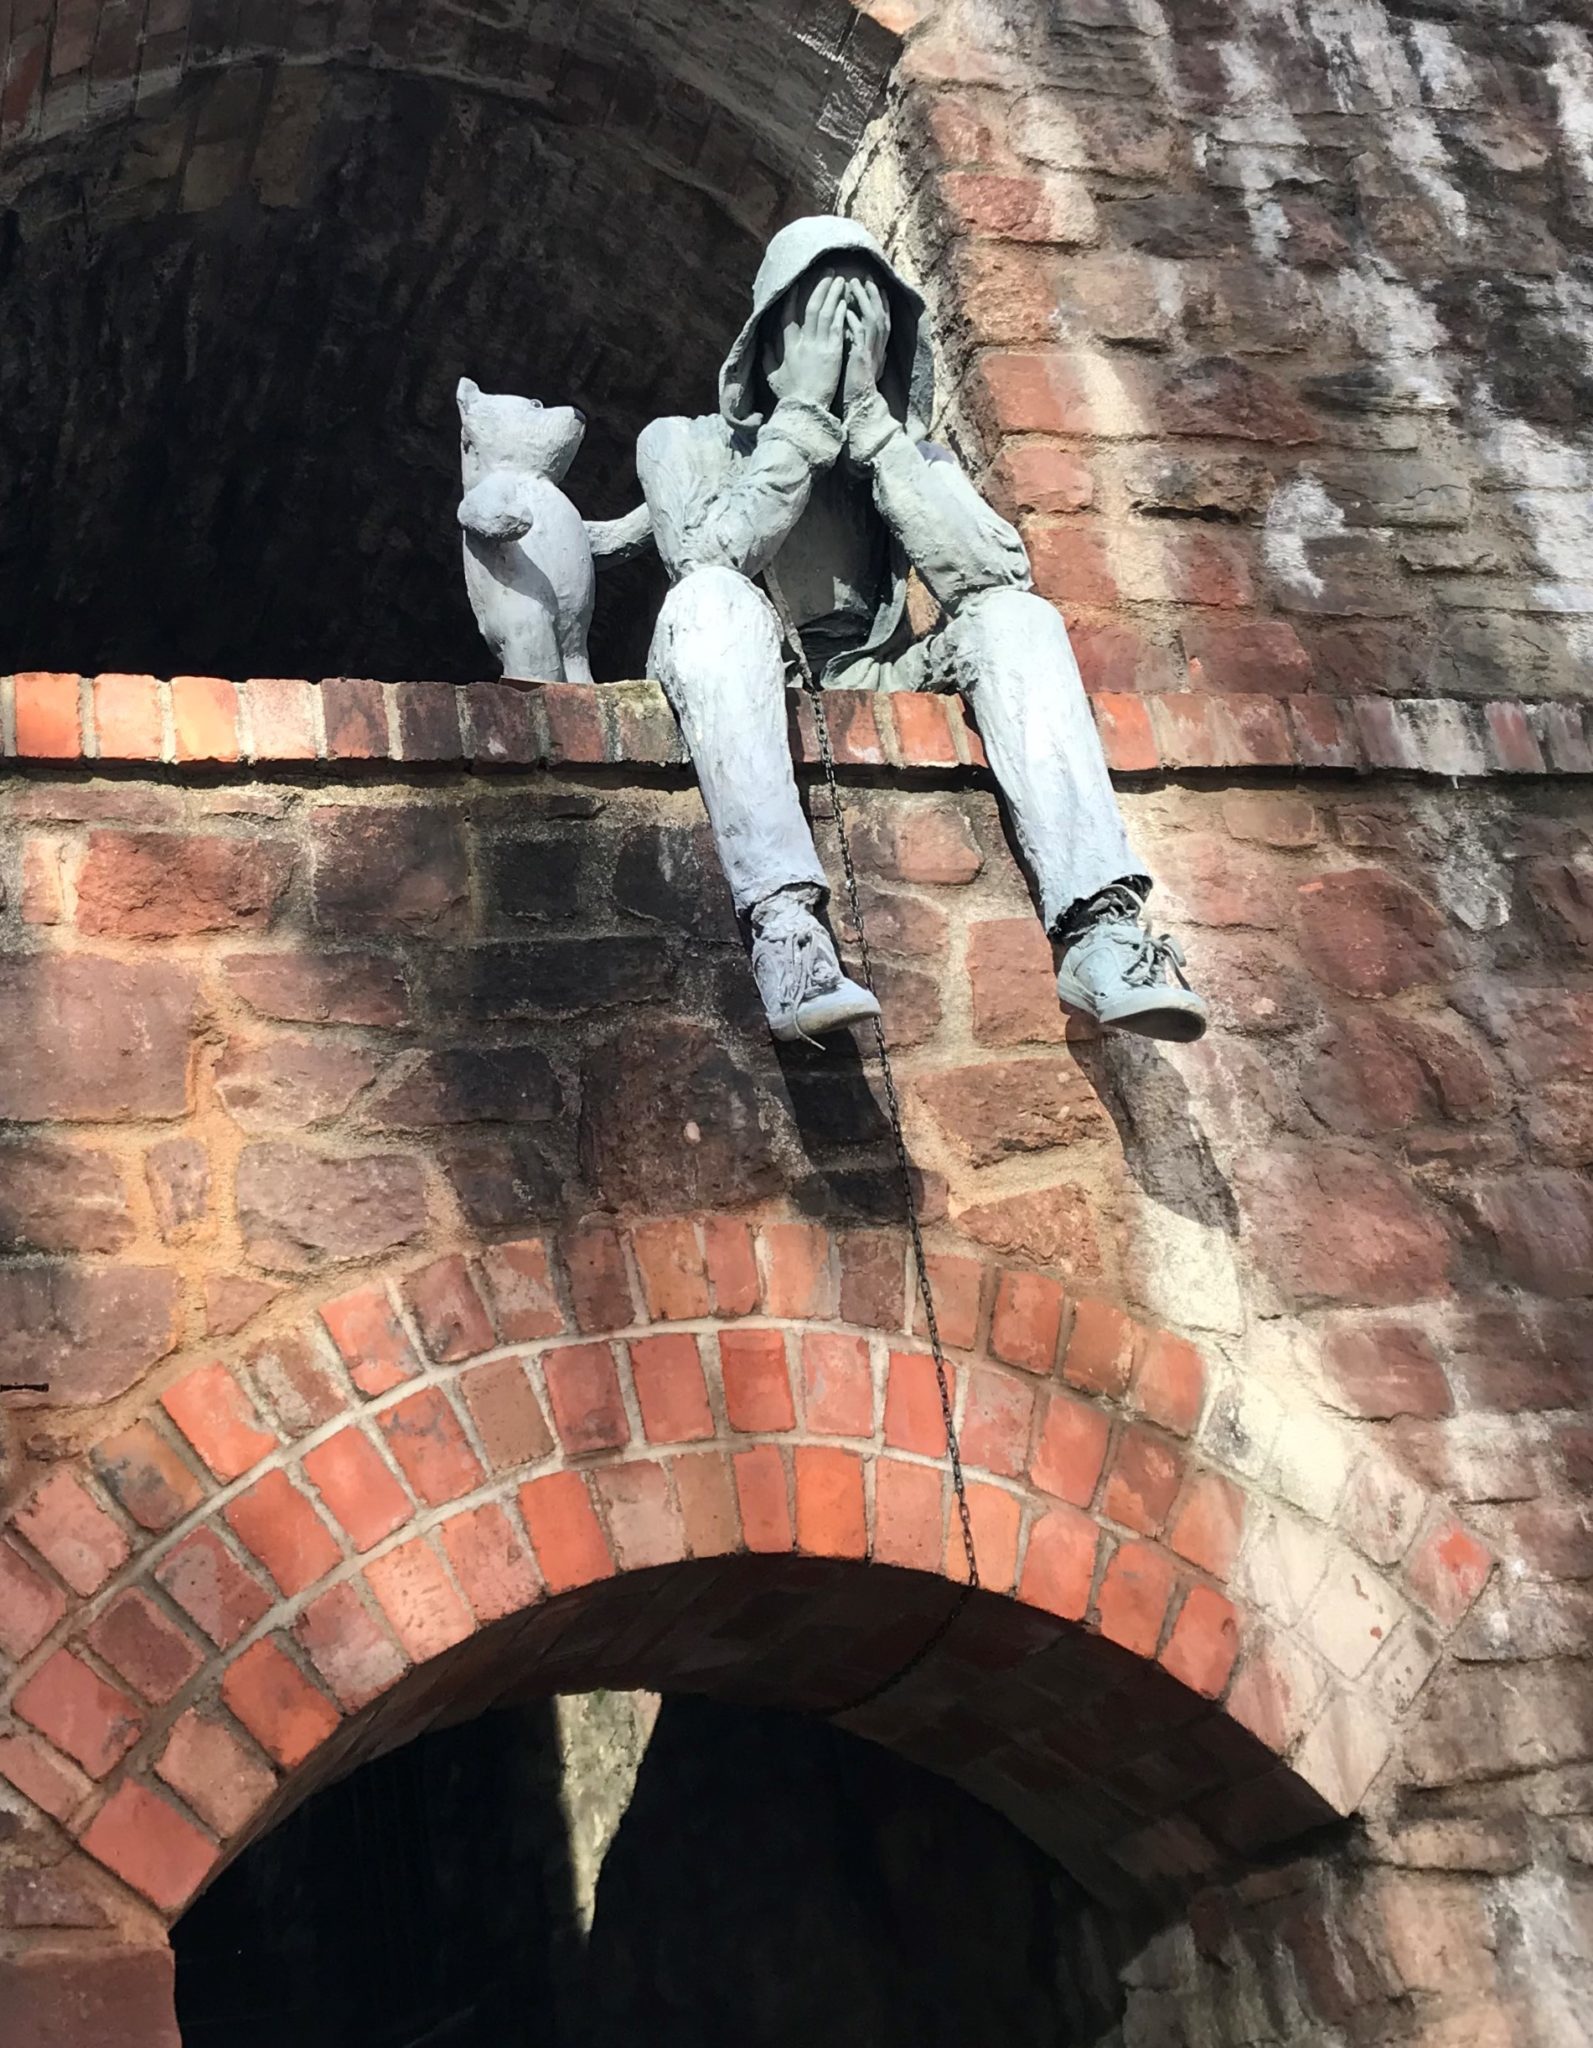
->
[585, 503, 654, 565]
[638, 403, 843, 581]
[845, 393, 1031, 614]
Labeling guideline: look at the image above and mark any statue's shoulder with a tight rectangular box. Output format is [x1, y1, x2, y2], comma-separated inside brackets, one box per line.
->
[637, 413, 735, 497]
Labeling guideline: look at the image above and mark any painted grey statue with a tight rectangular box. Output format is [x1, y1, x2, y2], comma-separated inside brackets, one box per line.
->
[457, 377, 649, 683]
[637, 215, 1207, 1045]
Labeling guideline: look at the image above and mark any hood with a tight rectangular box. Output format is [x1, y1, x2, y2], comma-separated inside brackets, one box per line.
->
[718, 215, 934, 440]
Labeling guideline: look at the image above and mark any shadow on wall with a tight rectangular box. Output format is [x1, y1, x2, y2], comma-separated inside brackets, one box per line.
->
[172, 1696, 1120, 2048]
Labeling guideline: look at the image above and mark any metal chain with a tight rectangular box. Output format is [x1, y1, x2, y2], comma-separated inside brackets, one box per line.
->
[764, 574, 979, 1673]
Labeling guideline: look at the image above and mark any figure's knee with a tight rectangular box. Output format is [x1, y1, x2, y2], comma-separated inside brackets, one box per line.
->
[656, 565, 777, 639]
[651, 566, 783, 689]
[949, 584, 1068, 650]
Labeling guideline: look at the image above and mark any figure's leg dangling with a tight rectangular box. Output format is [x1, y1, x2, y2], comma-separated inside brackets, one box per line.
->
[939, 587, 1208, 1043]
[649, 566, 879, 1043]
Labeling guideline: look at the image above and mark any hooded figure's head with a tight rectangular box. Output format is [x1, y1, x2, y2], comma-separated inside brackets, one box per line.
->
[719, 215, 934, 441]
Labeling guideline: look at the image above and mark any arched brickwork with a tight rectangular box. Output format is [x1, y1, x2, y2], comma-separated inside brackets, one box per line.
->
[2, 1216, 1491, 1959]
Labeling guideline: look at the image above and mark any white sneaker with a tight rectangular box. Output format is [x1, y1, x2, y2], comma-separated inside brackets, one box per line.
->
[1055, 887, 1208, 1044]
[750, 888, 881, 1044]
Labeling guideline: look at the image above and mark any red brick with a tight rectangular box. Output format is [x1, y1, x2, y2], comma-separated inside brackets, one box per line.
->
[222, 1638, 341, 1767]
[988, 440, 1094, 517]
[968, 918, 1068, 1046]
[20, 835, 63, 923]
[1028, 521, 1117, 607]
[734, 1445, 793, 1552]
[1296, 868, 1447, 999]
[1483, 700, 1546, 775]
[955, 1481, 1020, 1591]
[631, 1219, 710, 1320]
[224, 1470, 342, 1596]
[14, 672, 81, 758]
[1241, 1147, 1451, 1309]
[0, 1538, 66, 1658]
[893, 692, 957, 766]
[377, 1387, 485, 1505]
[594, 1460, 685, 1571]
[838, 1231, 905, 1331]
[301, 1427, 411, 1551]
[1063, 1299, 1136, 1399]
[1168, 1471, 1246, 1581]
[1182, 618, 1312, 694]
[720, 1328, 796, 1433]
[14, 1650, 143, 1777]
[241, 1333, 344, 1441]
[364, 1538, 475, 1660]
[519, 1471, 615, 1592]
[1096, 1540, 1176, 1657]
[989, 1270, 1066, 1373]
[1104, 1425, 1185, 1536]
[800, 1331, 874, 1436]
[761, 1222, 833, 1317]
[157, 1709, 278, 1838]
[439, 1503, 540, 1621]
[76, 830, 294, 938]
[162, 1361, 277, 1480]
[704, 1216, 760, 1316]
[245, 677, 317, 760]
[1290, 694, 1358, 769]
[79, 1780, 219, 1911]
[92, 673, 162, 760]
[1132, 1330, 1206, 1435]
[873, 1457, 944, 1571]
[1020, 1504, 1099, 1620]
[560, 1219, 636, 1331]
[171, 675, 241, 762]
[794, 1446, 867, 1559]
[1094, 694, 1159, 773]
[915, 1253, 985, 1350]
[154, 1527, 274, 1648]
[293, 1581, 408, 1711]
[1160, 1584, 1240, 1698]
[85, 1589, 203, 1705]
[542, 1341, 631, 1455]
[1406, 1517, 1492, 1628]
[672, 1452, 742, 1559]
[1323, 1320, 1451, 1423]
[321, 677, 388, 759]
[10, 1471, 130, 1597]
[960, 1368, 1037, 1479]
[459, 1358, 554, 1471]
[630, 1332, 714, 1444]
[478, 1237, 565, 1342]
[1029, 1387, 1109, 1506]
[0, 1730, 92, 1822]
[543, 682, 605, 759]
[975, 351, 1093, 436]
[402, 1254, 495, 1363]
[883, 1347, 951, 1457]
[319, 1284, 421, 1397]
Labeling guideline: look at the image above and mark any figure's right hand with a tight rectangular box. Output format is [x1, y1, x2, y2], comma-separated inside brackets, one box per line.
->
[771, 274, 848, 411]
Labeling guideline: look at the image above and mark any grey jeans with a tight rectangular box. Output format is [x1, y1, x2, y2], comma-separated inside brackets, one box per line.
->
[648, 565, 1145, 931]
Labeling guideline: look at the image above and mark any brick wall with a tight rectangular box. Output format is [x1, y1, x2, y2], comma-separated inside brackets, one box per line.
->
[2, 0, 1592, 2041]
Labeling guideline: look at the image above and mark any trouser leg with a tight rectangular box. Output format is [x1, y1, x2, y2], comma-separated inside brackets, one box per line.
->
[933, 587, 1148, 933]
[648, 565, 829, 914]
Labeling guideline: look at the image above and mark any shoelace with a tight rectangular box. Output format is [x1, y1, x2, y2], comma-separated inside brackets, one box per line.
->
[754, 896, 837, 1016]
[1077, 886, 1193, 991]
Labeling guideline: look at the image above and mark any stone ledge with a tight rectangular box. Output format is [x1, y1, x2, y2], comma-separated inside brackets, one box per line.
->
[3, 672, 1590, 779]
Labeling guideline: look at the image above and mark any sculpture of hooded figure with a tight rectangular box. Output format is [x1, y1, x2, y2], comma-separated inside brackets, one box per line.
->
[638, 215, 1206, 1045]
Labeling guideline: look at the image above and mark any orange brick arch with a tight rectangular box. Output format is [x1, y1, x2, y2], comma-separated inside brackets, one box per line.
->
[0, 1212, 1489, 2006]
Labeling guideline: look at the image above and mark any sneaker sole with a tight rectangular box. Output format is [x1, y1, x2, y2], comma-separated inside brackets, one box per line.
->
[770, 987, 883, 1042]
[1056, 974, 1209, 1045]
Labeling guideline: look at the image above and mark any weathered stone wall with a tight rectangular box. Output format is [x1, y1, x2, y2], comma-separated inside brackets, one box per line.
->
[0, 0, 1590, 2043]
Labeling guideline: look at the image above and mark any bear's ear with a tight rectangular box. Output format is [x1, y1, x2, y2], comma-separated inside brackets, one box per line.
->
[457, 376, 480, 409]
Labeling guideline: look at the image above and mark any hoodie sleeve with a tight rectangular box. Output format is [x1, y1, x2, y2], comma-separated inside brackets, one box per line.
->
[638, 402, 844, 582]
[845, 391, 1032, 613]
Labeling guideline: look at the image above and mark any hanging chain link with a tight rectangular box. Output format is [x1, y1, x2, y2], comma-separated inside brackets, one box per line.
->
[763, 573, 978, 1710]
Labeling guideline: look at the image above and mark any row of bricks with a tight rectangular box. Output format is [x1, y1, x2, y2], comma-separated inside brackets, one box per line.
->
[4, 671, 1589, 779]
[0, 1450, 1254, 1915]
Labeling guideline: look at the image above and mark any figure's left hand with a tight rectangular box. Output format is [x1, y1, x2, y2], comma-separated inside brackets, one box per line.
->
[841, 276, 891, 412]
